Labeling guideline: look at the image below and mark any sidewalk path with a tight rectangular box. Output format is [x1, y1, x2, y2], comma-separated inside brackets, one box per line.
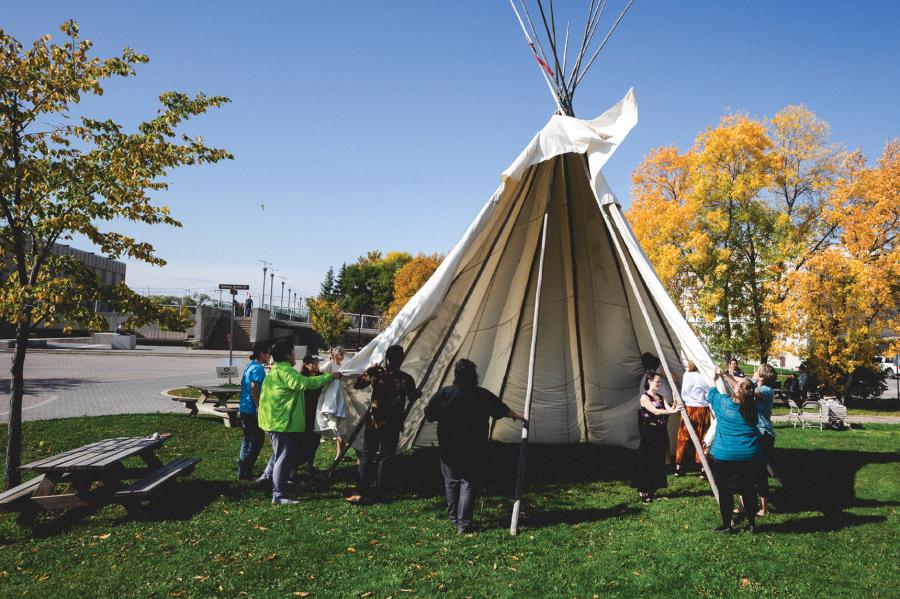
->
[0, 352, 228, 422]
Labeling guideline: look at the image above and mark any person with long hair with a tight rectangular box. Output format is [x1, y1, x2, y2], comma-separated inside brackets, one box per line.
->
[752, 364, 777, 517]
[632, 371, 679, 502]
[424, 359, 523, 533]
[319, 347, 350, 461]
[675, 360, 711, 477]
[707, 369, 762, 533]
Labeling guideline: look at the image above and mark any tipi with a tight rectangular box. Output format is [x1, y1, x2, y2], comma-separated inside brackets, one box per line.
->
[321, 0, 719, 533]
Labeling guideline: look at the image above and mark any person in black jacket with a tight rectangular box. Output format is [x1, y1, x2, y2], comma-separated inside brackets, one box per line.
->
[346, 345, 421, 504]
[425, 359, 523, 533]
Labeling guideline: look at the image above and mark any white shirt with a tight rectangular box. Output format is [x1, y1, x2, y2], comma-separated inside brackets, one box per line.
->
[680, 371, 710, 407]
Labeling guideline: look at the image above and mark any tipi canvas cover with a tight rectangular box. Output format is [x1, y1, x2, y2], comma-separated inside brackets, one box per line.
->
[322, 89, 716, 452]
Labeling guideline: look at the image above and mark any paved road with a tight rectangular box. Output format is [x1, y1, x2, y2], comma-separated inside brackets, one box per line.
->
[0, 352, 229, 422]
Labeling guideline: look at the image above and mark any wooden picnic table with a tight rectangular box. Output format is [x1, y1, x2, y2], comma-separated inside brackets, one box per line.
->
[0, 436, 200, 516]
[171, 385, 241, 426]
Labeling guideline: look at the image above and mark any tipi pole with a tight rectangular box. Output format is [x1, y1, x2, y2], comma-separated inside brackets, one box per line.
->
[596, 197, 719, 502]
[509, 159, 558, 536]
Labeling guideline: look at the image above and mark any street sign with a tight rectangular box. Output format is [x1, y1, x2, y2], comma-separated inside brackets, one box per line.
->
[217, 365, 240, 378]
[219, 284, 250, 290]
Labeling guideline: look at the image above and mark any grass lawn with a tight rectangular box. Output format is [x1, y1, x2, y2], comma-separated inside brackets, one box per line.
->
[1, 416, 898, 598]
[773, 395, 900, 417]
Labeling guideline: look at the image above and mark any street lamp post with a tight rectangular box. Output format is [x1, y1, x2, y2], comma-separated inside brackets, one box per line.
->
[280, 280, 285, 314]
[269, 271, 275, 310]
[261, 267, 268, 308]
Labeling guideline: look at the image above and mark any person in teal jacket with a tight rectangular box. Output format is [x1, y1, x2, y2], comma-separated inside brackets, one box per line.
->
[708, 368, 762, 533]
[257, 340, 340, 505]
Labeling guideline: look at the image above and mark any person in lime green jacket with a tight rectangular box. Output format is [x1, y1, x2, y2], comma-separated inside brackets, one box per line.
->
[257, 340, 340, 504]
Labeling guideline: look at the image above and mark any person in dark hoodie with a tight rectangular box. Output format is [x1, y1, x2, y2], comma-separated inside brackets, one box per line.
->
[425, 359, 522, 533]
[346, 345, 421, 504]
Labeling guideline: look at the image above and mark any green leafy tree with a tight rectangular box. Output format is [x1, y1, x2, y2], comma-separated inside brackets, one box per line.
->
[306, 297, 352, 349]
[0, 22, 230, 488]
[337, 251, 412, 315]
[318, 266, 336, 301]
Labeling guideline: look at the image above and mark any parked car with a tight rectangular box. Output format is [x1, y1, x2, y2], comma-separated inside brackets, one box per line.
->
[874, 356, 898, 378]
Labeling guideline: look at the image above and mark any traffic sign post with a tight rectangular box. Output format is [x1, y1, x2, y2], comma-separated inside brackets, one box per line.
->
[218, 284, 250, 369]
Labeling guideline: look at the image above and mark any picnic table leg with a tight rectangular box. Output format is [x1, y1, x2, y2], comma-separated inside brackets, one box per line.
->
[139, 450, 164, 470]
[189, 402, 198, 417]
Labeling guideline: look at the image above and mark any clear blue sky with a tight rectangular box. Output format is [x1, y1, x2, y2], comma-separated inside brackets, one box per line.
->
[6, 2, 899, 305]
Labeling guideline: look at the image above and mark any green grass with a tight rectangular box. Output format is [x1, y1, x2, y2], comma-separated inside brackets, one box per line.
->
[166, 385, 240, 399]
[1, 416, 898, 598]
[774, 396, 900, 417]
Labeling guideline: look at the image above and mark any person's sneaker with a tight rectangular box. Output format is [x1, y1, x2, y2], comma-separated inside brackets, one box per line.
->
[747, 524, 758, 534]
[713, 525, 738, 534]
[345, 494, 365, 505]
[272, 497, 299, 506]
[458, 525, 476, 534]
[255, 475, 272, 487]
[673, 468, 684, 477]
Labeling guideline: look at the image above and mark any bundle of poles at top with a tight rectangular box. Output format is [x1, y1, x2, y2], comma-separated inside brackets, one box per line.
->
[509, 0, 637, 117]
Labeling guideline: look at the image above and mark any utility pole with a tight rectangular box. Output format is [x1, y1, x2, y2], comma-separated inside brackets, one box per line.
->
[257, 259, 272, 309]
[279, 278, 286, 313]
[269, 271, 275, 311]
[287, 288, 292, 320]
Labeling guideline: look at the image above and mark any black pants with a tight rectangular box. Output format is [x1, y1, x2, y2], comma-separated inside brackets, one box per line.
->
[632, 424, 668, 494]
[757, 433, 775, 499]
[440, 460, 479, 531]
[712, 457, 759, 527]
[358, 424, 401, 496]
[296, 431, 322, 468]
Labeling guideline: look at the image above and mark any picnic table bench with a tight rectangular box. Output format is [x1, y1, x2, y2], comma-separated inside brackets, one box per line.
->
[170, 385, 241, 426]
[0, 436, 200, 517]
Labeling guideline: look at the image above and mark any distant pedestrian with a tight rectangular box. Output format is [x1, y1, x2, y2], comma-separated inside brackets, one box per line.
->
[797, 364, 810, 400]
[674, 360, 711, 477]
[244, 294, 253, 317]
[237, 342, 271, 480]
[257, 341, 339, 505]
[632, 371, 679, 502]
[425, 359, 522, 533]
[783, 373, 800, 402]
[346, 345, 421, 504]
[708, 369, 762, 534]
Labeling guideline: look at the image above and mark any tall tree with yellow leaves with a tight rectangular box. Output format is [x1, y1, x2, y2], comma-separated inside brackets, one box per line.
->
[384, 253, 443, 325]
[779, 141, 900, 398]
[628, 106, 846, 363]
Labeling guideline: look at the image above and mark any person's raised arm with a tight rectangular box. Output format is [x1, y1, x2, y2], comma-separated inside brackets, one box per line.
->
[282, 367, 334, 392]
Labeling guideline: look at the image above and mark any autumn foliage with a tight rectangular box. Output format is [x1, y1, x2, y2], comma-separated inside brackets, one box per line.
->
[384, 254, 443, 324]
[627, 106, 898, 398]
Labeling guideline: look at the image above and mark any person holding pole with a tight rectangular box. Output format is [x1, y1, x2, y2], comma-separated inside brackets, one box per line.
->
[425, 359, 523, 533]
[295, 354, 325, 476]
[707, 368, 762, 533]
[237, 342, 270, 480]
[346, 345, 421, 505]
[632, 371, 680, 503]
[256, 341, 340, 505]
[319, 347, 351, 462]
[751, 364, 777, 517]
[675, 360, 711, 478]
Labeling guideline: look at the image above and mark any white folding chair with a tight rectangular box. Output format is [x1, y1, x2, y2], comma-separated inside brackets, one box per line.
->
[801, 401, 823, 430]
[787, 399, 802, 428]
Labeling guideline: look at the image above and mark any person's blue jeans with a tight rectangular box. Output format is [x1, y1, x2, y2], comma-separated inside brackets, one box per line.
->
[262, 431, 300, 500]
[237, 413, 265, 479]
[441, 460, 479, 531]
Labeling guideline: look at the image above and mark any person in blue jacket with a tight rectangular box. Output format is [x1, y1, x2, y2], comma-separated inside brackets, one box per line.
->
[708, 368, 762, 533]
[237, 342, 270, 480]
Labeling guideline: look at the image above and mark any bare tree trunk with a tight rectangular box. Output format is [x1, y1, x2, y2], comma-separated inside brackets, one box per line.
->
[4, 324, 29, 490]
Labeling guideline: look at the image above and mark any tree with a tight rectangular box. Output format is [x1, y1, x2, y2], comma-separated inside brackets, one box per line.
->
[384, 253, 443, 324]
[778, 141, 900, 399]
[318, 266, 336, 301]
[337, 251, 412, 315]
[331, 263, 346, 303]
[306, 297, 352, 349]
[628, 106, 845, 363]
[0, 22, 230, 488]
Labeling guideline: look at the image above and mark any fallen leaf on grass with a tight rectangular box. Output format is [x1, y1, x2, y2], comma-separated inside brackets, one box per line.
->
[632, 571, 641, 577]
[740, 577, 751, 588]
[170, 591, 187, 597]
[346, 547, 357, 553]
[361, 593, 373, 598]
[265, 553, 278, 561]
[292, 593, 310, 597]
[95, 533, 111, 540]
[399, 590, 413, 593]
[193, 575, 209, 582]
[253, 525, 268, 531]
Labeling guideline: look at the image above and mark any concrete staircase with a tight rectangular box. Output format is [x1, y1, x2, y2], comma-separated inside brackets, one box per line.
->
[204, 317, 252, 351]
